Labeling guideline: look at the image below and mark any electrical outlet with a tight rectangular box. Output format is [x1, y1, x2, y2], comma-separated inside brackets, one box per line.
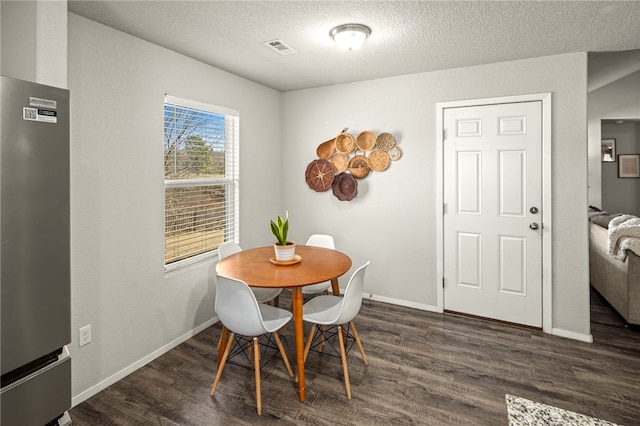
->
[79, 324, 92, 347]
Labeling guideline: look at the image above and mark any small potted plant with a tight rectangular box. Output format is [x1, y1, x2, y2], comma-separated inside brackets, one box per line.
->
[270, 210, 296, 261]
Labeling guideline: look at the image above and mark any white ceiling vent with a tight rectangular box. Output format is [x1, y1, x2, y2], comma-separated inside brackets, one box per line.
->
[264, 39, 298, 55]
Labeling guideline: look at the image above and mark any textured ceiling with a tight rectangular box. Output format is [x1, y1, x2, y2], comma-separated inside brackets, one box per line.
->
[68, 1, 640, 92]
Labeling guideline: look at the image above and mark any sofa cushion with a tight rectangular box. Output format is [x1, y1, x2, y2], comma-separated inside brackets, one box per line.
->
[590, 212, 622, 228]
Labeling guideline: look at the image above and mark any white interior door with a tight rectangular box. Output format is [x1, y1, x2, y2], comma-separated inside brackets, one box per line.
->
[443, 101, 542, 327]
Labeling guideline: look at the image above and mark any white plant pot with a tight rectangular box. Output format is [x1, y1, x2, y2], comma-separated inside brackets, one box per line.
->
[274, 241, 296, 261]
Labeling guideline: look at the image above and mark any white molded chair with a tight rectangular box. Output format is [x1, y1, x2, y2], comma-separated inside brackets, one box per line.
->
[218, 242, 282, 305]
[302, 234, 335, 296]
[302, 261, 370, 399]
[210, 275, 294, 415]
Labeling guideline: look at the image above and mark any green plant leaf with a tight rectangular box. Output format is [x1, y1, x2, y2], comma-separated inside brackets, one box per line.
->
[282, 220, 288, 242]
[270, 214, 289, 246]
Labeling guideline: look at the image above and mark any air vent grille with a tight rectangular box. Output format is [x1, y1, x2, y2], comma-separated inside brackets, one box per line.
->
[264, 39, 298, 55]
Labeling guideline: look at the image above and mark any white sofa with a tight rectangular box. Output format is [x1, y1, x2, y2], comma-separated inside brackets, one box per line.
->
[589, 221, 640, 326]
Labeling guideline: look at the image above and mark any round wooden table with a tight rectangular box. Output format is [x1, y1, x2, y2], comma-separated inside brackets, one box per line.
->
[215, 245, 352, 402]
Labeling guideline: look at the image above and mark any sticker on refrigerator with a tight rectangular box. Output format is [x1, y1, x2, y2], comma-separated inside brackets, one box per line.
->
[29, 96, 57, 110]
[23, 107, 58, 123]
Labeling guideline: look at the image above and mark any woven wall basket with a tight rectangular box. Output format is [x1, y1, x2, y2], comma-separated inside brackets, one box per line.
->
[348, 154, 370, 179]
[375, 132, 396, 152]
[356, 130, 376, 151]
[316, 138, 336, 160]
[368, 150, 390, 171]
[332, 172, 357, 201]
[388, 146, 402, 161]
[335, 132, 356, 154]
[330, 153, 348, 173]
[305, 159, 334, 192]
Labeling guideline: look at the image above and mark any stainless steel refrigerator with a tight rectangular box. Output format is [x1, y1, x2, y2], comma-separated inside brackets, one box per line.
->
[0, 76, 71, 426]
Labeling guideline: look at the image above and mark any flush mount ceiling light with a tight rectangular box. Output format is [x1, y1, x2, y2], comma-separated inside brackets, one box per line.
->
[330, 24, 371, 51]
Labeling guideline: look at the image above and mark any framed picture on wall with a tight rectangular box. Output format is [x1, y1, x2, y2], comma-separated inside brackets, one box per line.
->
[601, 138, 616, 162]
[618, 154, 640, 178]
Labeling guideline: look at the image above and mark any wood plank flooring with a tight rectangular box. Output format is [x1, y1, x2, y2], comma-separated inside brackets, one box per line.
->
[69, 288, 640, 425]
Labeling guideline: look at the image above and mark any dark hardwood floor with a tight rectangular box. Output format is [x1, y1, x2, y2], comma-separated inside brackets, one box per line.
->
[70, 288, 640, 425]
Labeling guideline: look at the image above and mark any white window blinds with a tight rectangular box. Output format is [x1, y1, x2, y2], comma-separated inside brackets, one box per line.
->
[164, 95, 239, 267]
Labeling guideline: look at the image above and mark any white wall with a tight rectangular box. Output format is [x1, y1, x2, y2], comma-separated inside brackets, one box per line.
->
[0, 0, 67, 88]
[68, 14, 282, 403]
[601, 122, 640, 215]
[282, 52, 591, 338]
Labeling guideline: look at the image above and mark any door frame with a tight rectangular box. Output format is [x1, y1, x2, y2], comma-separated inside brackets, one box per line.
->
[436, 93, 553, 333]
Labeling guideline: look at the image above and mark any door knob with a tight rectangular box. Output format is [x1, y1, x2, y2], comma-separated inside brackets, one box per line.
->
[529, 222, 539, 230]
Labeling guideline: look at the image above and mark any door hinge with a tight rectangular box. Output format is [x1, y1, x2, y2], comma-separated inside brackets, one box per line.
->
[443, 203, 447, 214]
[442, 128, 447, 141]
[442, 277, 446, 288]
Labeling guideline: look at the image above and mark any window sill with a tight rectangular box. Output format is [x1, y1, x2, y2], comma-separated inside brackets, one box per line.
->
[164, 251, 218, 276]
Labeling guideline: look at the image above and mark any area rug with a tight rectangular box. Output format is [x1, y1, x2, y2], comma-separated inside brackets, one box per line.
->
[506, 394, 620, 426]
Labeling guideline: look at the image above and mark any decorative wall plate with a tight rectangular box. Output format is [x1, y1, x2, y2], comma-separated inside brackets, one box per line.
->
[335, 132, 356, 154]
[331, 153, 348, 173]
[356, 130, 376, 151]
[375, 132, 396, 152]
[348, 154, 370, 179]
[332, 172, 358, 201]
[388, 146, 402, 161]
[316, 138, 336, 160]
[368, 150, 390, 171]
[305, 159, 334, 192]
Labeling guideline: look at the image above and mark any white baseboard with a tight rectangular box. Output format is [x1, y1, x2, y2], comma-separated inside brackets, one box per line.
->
[71, 316, 219, 407]
[367, 293, 593, 343]
[364, 293, 439, 313]
[551, 327, 593, 343]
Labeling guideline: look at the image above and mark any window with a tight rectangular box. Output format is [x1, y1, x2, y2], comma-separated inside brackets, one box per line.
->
[164, 95, 239, 267]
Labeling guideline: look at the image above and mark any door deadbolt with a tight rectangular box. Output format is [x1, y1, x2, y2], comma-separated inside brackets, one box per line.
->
[529, 222, 539, 230]
[530, 206, 539, 214]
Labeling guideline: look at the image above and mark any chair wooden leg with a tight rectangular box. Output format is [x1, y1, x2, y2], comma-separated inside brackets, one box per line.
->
[247, 337, 254, 361]
[319, 325, 326, 353]
[337, 325, 351, 399]
[217, 325, 229, 368]
[273, 331, 294, 377]
[217, 325, 227, 352]
[340, 324, 348, 347]
[303, 324, 317, 362]
[349, 321, 368, 365]
[211, 332, 235, 395]
[253, 337, 262, 416]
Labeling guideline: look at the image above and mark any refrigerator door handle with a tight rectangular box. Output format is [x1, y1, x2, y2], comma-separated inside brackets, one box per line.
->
[0, 346, 70, 394]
